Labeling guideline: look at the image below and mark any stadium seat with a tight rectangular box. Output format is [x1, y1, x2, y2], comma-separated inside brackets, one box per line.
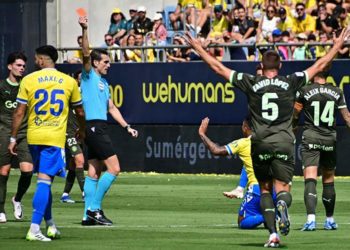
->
[163, 5, 178, 31]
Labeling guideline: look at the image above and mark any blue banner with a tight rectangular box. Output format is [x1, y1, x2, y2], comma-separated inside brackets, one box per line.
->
[58, 60, 350, 125]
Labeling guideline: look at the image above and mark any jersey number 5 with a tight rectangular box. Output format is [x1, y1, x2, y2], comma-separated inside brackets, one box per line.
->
[262, 93, 279, 121]
[34, 89, 65, 116]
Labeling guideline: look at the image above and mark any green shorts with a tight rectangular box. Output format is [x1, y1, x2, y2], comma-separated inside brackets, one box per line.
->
[0, 135, 32, 166]
[251, 141, 295, 184]
[301, 137, 336, 170]
[65, 134, 83, 157]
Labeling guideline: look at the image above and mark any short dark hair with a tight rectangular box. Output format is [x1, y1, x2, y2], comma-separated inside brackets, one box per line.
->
[90, 49, 109, 68]
[262, 50, 280, 70]
[7, 51, 27, 65]
[35, 45, 58, 62]
[315, 60, 332, 79]
[296, 2, 305, 9]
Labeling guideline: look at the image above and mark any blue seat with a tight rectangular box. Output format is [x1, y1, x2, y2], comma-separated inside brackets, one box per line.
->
[163, 5, 184, 31]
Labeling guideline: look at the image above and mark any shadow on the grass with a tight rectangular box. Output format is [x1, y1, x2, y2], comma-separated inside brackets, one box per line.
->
[238, 243, 289, 248]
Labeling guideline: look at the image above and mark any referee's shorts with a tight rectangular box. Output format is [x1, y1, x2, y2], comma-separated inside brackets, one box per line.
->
[85, 120, 116, 161]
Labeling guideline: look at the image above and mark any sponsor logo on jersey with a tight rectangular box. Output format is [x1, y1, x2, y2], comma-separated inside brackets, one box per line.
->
[5, 100, 17, 109]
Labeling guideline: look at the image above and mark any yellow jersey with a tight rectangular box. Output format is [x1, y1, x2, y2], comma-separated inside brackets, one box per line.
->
[211, 16, 229, 35]
[292, 14, 316, 34]
[225, 137, 258, 186]
[17, 68, 82, 148]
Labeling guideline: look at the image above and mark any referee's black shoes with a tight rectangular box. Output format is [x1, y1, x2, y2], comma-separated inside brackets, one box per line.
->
[86, 209, 113, 226]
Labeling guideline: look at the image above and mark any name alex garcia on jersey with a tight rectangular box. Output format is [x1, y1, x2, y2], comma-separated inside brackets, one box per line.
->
[303, 87, 341, 101]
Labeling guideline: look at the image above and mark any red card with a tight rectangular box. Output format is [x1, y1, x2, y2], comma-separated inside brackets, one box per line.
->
[76, 8, 87, 17]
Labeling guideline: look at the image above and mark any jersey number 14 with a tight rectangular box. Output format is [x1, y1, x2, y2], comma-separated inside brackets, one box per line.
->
[311, 101, 335, 126]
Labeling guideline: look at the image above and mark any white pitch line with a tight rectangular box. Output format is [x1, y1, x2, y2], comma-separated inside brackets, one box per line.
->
[55, 222, 350, 229]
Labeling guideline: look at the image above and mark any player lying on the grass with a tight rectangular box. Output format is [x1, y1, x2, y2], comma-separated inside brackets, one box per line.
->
[223, 64, 264, 200]
[293, 63, 350, 231]
[187, 28, 349, 248]
[198, 116, 265, 229]
[0, 52, 33, 223]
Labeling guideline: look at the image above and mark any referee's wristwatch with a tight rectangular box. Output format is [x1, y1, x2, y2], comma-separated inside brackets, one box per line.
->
[10, 136, 16, 143]
[124, 124, 131, 132]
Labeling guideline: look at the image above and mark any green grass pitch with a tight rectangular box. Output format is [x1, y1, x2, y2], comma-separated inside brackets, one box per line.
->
[1, 170, 350, 249]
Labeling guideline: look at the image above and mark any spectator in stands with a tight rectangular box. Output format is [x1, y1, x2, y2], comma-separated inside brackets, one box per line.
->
[68, 35, 83, 63]
[135, 33, 155, 62]
[334, 6, 350, 29]
[126, 6, 138, 34]
[277, 7, 293, 33]
[133, 6, 153, 36]
[167, 35, 191, 62]
[246, 0, 264, 21]
[257, 5, 280, 41]
[124, 34, 141, 62]
[187, 0, 221, 36]
[281, 30, 293, 60]
[307, 33, 317, 59]
[271, 29, 289, 60]
[207, 5, 229, 39]
[291, 3, 316, 36]
[315, 31, 331, 58]
[231, 6, 257, 60]
[292, 0, 318, 15]
[315, 3, 339, 36]
[292, 32, 308, 59]
[107, 8, 127, 45]
[170, 0, 186, 31]
[101, 34, 121, 62]
[151, 13, 167, 46]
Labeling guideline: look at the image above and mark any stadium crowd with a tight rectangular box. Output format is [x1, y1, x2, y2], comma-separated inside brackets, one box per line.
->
[65, 0, 350, 63]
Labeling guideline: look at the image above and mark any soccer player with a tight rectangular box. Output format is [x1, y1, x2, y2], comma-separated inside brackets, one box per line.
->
[0, 52, 33, 223]
[223, 64, 263, 200]
[79, 16, 138, 226]
[199, 116, 265, 229]
[186, 29, 349, 247]
[60, 70, 85, 203]
[294, 65, 350, 231]
[8, 45, 84, 241]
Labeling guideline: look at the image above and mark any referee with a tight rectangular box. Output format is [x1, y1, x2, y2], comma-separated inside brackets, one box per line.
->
[79, 16, 138, 226]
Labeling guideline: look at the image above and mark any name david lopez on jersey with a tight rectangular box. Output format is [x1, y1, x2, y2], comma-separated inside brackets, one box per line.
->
[252, 78, 289, 92]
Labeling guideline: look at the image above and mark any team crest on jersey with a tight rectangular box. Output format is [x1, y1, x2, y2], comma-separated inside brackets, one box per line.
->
[34, 116, 43, 126]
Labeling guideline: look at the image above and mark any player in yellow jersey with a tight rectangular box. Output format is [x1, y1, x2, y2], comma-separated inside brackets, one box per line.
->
[199, 116, 270, 229]
[8, 45, 85, 242]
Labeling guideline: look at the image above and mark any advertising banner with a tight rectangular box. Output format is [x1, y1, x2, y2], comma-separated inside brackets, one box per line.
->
[58, 60, 350, 125]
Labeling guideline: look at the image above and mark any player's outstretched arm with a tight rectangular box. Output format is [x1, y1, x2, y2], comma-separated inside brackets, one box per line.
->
[108, 99, 138, 138]
[340, 108, 350, 129]
[305, 28, 350, 80]
[8, 103, 27, 155]
[198, 117, 227, 156]
[79, 16, 91, 73]
[184, 33, 232, 81]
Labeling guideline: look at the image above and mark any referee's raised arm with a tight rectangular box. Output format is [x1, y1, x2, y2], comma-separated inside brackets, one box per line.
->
[79, 16, 91, 73]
